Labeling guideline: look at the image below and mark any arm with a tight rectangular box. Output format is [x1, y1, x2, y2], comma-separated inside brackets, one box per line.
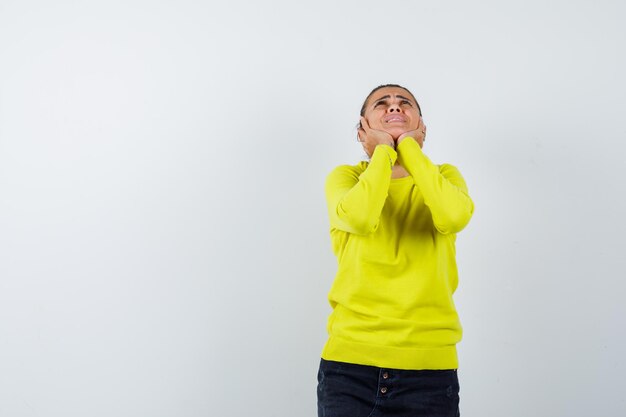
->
[325, 144, 397, 235]
[396, 138, 474, 235]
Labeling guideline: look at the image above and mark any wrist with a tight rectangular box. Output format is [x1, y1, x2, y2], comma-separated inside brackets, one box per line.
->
[374, 143, 398, 168]
[376, 142, 395, 150]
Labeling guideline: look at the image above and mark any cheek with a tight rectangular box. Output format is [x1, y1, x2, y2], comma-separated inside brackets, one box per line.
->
[410, 110, 421, 127]
[365, 112, 385, 129]
[368, 119, 383, 130]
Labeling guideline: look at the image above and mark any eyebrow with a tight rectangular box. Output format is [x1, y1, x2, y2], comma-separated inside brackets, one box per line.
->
[372, 94, 414, 105]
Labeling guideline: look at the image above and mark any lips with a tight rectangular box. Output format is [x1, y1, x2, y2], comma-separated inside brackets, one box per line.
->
[383, 115, 407, 123]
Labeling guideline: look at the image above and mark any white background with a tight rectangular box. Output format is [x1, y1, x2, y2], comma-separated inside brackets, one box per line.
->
[1, 0, 625, 416]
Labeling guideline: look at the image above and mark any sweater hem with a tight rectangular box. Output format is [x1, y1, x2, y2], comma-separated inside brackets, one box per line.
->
[321, 335, 458, 370]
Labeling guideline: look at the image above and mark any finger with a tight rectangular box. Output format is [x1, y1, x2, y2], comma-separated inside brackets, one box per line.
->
[360, 116, 371, 131]
[357, 128, 366, 142]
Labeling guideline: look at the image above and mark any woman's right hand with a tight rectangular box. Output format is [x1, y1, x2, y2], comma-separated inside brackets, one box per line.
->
[358, 117, 395, 158]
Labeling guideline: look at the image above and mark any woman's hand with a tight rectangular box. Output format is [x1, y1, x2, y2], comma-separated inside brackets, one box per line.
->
[358, 117, 395, 158]
[397, 117, 426, 148]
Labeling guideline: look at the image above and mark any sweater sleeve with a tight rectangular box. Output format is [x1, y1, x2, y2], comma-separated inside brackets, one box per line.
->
[396, 138, 474, 235]
[325, 144, 397, 235]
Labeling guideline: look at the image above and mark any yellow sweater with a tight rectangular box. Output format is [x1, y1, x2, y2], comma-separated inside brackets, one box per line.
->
[321, 138, 474, 370]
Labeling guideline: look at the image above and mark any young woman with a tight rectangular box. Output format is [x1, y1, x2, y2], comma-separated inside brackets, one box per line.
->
[317, 84, 475, 417]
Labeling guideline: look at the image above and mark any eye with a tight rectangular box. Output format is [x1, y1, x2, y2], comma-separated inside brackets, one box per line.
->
[374, 101, 386, 107]
[401, 100, 413, 106]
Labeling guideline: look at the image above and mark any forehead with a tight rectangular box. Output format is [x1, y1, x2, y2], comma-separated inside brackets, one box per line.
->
[366, 87, 414, 105]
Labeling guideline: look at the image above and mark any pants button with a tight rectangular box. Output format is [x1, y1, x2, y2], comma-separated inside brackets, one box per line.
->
[380, 387, 388, 394]
[382, 372, 389, 379]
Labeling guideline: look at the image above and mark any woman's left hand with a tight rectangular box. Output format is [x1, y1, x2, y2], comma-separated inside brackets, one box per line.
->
[397, 117, 426, 148]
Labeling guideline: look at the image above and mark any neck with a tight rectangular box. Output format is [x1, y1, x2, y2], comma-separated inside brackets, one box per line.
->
[391, 163, 409, 178]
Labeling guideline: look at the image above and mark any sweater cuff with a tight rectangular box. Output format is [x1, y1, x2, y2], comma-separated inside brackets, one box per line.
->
[396, 136, 421, 154]
[396, 137, 428, 167]
[373, 144, 398, 168]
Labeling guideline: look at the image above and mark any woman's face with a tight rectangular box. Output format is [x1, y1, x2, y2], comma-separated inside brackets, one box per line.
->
[362, 87, 421, 140]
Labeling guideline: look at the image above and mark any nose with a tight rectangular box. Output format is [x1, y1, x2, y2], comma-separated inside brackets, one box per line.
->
[387, 103, 401, 112]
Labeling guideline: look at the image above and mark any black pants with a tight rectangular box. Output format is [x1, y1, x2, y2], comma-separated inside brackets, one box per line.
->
[317, 358, 460, 417]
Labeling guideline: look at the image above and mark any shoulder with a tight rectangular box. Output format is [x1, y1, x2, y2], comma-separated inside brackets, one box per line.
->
[326, 160, 368, 183]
